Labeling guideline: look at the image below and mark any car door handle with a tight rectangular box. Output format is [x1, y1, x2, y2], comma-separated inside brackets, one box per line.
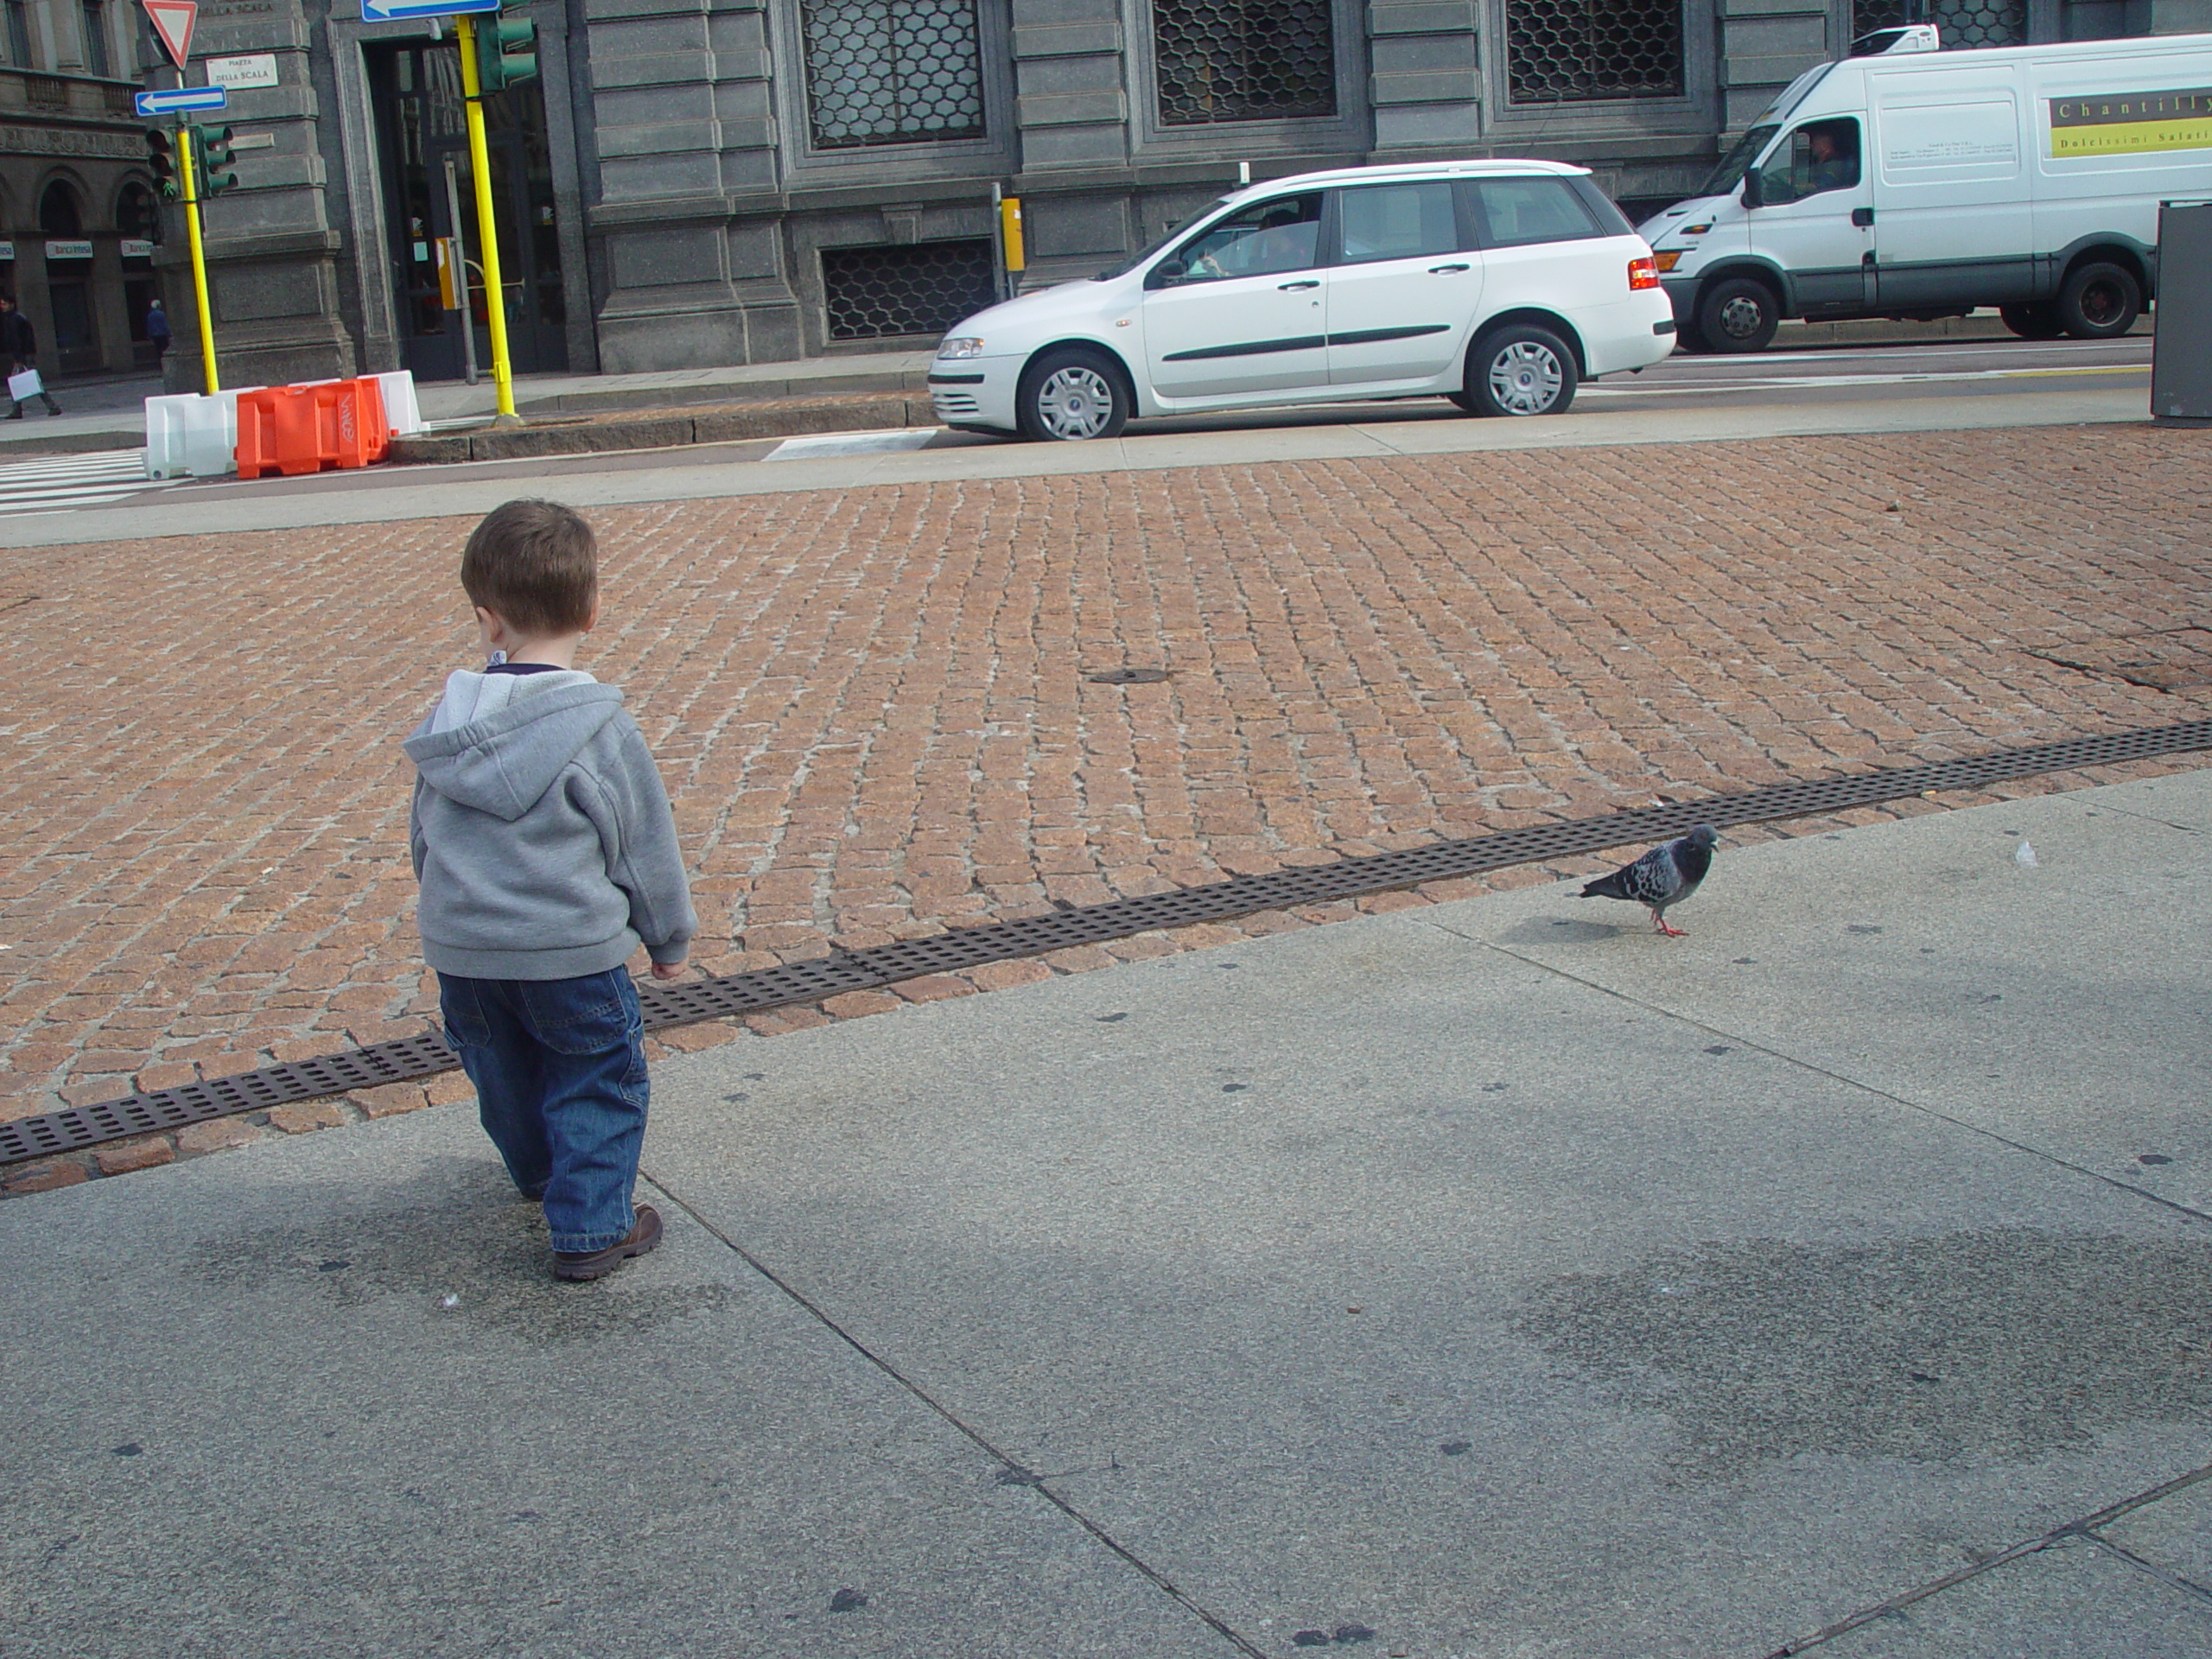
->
[1428, 263, 1471, 273]
[1277, 279, 1320, 290]
[1852, 207, 1875, 227]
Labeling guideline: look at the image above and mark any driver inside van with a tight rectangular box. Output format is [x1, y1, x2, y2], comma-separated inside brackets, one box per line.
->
[1804, 122, 1859, 193]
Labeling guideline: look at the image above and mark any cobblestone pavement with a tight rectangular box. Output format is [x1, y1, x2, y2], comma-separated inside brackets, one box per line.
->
[3, 424, 2208, 1178]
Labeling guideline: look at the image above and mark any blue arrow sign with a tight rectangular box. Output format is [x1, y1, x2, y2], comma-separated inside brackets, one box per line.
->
[359, 0, 499, 20]
[134, 85, 228, 116]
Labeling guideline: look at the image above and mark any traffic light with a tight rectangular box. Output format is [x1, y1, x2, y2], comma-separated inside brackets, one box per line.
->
[189, 124, 238, 196]
[145, 127, 176, 199]
[474, 0, 537, 92]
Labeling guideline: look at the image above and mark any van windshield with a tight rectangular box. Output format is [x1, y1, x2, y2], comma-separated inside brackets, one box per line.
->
[1095, 199, 1231, 280]
[1699, 124, 1778, 197]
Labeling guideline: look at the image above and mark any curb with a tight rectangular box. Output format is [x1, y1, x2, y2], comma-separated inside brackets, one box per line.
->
[391, 391, 931, 464]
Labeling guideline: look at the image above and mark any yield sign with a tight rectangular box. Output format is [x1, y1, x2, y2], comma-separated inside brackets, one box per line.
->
[141, 0, 196, 69]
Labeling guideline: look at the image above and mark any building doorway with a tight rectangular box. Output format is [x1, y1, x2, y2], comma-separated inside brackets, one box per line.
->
[38, 181, 99, 373]
[365, 41, 567, 382]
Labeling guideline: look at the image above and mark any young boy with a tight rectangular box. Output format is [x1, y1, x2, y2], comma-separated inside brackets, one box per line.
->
[404, 499, 696, 1281]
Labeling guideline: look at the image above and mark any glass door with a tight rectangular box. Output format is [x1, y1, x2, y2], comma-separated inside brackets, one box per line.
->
[366, 41, 568, 382]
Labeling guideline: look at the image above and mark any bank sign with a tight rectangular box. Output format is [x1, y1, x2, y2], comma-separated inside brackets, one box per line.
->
[2050, 87, 2212, 156]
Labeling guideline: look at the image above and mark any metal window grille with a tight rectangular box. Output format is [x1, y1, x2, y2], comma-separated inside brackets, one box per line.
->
[1853, 0, 2024, 48]
[802, 0, 985, 149]
[1506, 0, 1683, 104]
[822, 239, 997, 340]
[1154, 0, 1337, 126]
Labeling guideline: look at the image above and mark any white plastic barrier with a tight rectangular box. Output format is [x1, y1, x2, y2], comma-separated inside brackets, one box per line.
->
[143, 390, 255, 480]
[366, 370, 424, 436]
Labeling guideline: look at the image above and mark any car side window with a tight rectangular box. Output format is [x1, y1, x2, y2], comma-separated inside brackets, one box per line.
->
[1167, 194, 1325, 283]
[1334, 182, 1462, 264]
[1465, 177, 1601, 248]
[1753, 118, 1862, 207]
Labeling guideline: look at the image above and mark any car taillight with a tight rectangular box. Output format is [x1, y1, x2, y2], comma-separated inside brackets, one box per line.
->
[1629, 256, 1660, 290]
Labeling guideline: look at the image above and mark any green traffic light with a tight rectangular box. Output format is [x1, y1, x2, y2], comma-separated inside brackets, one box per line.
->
[474, 3, 538, 92]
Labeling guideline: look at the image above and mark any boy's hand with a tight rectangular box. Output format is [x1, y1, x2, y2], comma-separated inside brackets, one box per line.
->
[651, 960, 686, 980]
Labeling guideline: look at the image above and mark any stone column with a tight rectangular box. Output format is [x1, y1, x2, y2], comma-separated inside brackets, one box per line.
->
[1717, 0, 1829, 131]
[1010, 0, 1128, 170]
[163, 0, 352, 391]
[1366, 0, 1480, 151]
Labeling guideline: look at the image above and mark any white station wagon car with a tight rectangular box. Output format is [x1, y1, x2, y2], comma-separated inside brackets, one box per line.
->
[930, 159, 1676, 441]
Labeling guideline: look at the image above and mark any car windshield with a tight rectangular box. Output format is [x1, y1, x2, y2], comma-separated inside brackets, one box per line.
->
[1698, 124, 1778, 197]
[1095, 198, 1231, 280]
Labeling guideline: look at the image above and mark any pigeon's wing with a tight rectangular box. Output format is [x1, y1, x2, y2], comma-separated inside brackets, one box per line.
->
[1616, 843, 1683, 906]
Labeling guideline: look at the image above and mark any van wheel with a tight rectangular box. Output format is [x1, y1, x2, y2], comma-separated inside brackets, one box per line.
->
[1016, 346, 1130, 441]
[1999, 302, 2067, 340]
[1466, 325, 1579, 416]
[2056, 263, 2140, 340]
[1696, 277, 1779, 353]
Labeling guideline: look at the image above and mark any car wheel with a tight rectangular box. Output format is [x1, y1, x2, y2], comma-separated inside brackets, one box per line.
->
[1466, 325, 1579, 417]
[2055, 262, 2140, 340]
[1445, 390, 1480, 414]
[1696, 276, 1780, 353]
[1999, 302, 2068, 341]
[1015, 347, 1130, 442]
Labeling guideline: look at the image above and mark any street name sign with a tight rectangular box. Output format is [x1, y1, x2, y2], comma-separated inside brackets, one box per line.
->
[207, 52, 278, 88]
[134, 85, 228, 116]
[141, 0, 197, 69]
[359, 0, 499, 21]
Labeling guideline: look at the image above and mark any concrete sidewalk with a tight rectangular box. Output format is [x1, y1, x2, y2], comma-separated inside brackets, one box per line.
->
[5, 770, 2208, 1657]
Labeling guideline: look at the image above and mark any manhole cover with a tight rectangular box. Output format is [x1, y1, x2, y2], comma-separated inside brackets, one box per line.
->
[1087, 668, 1169, 685]
[2030, 627, 2212, 690]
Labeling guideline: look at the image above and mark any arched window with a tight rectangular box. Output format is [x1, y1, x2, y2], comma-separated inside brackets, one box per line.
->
[39, 181, 82, 234]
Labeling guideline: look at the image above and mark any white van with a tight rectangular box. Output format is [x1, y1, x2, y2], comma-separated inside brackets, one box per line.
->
[1640, 29, 2212, 351]
[930, 160, 1675, 439]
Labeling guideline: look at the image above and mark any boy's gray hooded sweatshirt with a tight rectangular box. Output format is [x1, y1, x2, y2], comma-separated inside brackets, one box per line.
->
[404, 668, 695, 980]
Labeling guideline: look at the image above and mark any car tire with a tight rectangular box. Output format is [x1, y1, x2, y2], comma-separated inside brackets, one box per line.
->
[1465, 324, 1579, 417]
[2054, 262, 2140, 340]
[1999, 302, 2067, 340]
[1696, 276, 1781, 353]
[1445, 390, 1481, 414]
[1015, 346, 1131, 442]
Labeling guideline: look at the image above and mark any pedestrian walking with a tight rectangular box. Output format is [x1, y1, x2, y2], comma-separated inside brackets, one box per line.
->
[0, 295, 60, 418]
[145, 296, 169, 366]
[403, 499, 696, 1281]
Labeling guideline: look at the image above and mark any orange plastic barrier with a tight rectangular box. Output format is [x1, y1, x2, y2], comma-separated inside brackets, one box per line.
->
[235, 378, 391, 480]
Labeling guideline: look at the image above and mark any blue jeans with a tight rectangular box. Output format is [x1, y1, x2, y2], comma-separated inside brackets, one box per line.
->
[436, 968, 649, 1254]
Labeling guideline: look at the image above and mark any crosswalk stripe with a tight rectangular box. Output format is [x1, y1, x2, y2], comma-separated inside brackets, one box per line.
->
[0, 447, 188, 513]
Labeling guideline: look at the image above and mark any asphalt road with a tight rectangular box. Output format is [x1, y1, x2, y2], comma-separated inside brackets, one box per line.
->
[1076, 334, 2153, 440]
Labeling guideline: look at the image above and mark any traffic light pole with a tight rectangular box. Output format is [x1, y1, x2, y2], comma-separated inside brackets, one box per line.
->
[454, 14, 518, 423]
[175, 122, 219, 395]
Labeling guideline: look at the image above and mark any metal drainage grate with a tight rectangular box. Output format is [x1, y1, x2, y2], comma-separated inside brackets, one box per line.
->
[1507, 0, 1685, 105]
[4, 718, 2208, 1169]
[1089, 668, 1170, 685]
[1853, 0, 2024, 48]
[822, 239, 997, 342]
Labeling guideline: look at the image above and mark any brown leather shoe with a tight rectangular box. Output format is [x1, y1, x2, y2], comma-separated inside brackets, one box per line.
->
[551, 1204, 663, 1281]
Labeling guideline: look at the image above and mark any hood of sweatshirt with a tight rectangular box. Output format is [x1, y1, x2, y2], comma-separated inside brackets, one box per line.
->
[403, 670, 625, 823]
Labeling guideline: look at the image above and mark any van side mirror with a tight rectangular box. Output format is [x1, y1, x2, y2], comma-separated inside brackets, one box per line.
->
[1741, 170, 1764, 209]
[1147, 259, 1188, 289]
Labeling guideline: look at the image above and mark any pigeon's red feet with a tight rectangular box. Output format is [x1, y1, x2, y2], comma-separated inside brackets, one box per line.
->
[1649, 911, 1687, 938]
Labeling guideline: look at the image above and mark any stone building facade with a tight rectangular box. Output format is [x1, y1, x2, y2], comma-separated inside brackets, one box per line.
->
[0, 3, 166, 381]
[155, 0, 2212, 389]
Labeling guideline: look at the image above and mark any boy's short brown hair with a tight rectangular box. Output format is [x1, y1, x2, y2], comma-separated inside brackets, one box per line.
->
[461, 499, 598, 637]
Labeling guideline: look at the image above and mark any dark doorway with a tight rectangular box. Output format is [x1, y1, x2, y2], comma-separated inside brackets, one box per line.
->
[365, 41, 568, 382]
[38, 181, 98, 372]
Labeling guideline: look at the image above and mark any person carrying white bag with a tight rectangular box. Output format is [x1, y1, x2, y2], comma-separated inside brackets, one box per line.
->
[0, 294, 61, 418]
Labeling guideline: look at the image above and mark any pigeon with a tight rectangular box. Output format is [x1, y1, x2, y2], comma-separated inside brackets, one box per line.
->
[1579, 825, 1719, 937]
